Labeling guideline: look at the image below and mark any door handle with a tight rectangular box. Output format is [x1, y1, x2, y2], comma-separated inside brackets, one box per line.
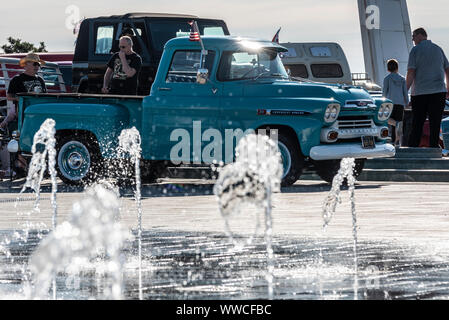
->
[158, 87, 172, 91]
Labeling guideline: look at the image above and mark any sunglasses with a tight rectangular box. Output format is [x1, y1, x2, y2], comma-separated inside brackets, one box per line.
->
[32, 62, 41, 67]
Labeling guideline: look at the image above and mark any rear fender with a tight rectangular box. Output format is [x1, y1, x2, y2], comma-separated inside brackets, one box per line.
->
[19, 103, 130, 158]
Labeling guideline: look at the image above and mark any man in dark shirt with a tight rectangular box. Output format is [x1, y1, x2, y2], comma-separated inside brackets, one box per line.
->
[102, 36, 142, 95]
[2, 52, 47, 130]
[0, 52, 46, 179]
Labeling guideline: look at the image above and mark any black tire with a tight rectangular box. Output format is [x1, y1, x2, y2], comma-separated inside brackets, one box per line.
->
[56, 135, 103, 185]
[314, 158, 365, 184]
[277, 133, 304, 187]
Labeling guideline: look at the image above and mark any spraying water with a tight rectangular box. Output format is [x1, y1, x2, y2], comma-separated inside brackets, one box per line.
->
[214, 134, 282, 299]
[28, 182, 130, 299]
[14, 118, 58, 298]
[321, 157, 358, 299]
[118, 127, 143, 300]
[17, 118, 58, 218]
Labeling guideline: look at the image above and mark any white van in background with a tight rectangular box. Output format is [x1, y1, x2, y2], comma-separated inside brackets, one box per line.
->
[280, 42, 381, 92]
[280, 42, 352, 84]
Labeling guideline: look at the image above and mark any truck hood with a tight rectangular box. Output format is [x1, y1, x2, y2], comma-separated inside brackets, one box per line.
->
[243, 80, 373, 105]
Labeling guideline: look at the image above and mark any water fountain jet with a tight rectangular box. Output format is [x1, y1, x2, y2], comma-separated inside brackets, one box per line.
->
[28, 182, 130, 299]
[321, 157, 358, 299]
[214, 133, 282, 299]
[118, 127, 143, 300]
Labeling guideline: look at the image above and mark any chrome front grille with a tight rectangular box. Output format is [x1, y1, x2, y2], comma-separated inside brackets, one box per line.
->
[337, 116, 373, 129]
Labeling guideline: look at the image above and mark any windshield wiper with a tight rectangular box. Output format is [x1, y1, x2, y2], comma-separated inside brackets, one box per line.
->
[253, 72, 287, 81]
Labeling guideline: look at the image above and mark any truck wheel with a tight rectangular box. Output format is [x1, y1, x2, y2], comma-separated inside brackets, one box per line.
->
[314, 158, 365, 184]
[277, 133, 304, 187]
[56, 136, 102, 185]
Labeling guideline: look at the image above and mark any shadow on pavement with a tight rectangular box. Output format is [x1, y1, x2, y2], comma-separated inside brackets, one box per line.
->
[1, 177, 385, 199]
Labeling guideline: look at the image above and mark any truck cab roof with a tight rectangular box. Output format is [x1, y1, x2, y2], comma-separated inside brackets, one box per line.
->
[165, 36, 288, 52]
[91, 12, 200, 19]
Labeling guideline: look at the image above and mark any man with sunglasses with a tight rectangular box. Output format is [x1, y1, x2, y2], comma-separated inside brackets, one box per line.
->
[102, 36, 142, 95]
[0, 52, 46, 179]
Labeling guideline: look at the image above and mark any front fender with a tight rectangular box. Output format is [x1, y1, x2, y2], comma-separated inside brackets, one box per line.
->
[251, 117, 323, 157]
[19, 103, 130, 158]
[242, 97, 337, 157]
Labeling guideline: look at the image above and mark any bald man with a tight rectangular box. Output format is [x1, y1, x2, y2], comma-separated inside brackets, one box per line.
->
[102, 36, 142, 95]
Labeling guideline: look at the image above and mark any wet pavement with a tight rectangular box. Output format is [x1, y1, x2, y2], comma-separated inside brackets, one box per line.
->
[1, 177, 449, 299]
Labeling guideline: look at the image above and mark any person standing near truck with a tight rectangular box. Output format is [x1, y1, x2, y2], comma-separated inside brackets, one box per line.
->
[383, 59, 408, 147]
[102, 36, 142, 95]
[406, 28, 449, 148]
[0, 52, 45, 179]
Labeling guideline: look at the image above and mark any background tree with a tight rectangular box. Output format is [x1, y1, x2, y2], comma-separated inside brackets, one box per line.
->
[1, 37, 47, 53]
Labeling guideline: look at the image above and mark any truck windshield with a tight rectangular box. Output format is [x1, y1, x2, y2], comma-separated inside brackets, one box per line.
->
[217, 49, 289, 81]
[149, 21, 226, 52]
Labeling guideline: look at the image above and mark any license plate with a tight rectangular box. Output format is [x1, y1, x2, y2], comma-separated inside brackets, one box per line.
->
[361, 136, 376, 149]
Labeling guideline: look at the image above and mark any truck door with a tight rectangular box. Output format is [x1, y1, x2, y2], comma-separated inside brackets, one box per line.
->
[146, 49, 221, 165]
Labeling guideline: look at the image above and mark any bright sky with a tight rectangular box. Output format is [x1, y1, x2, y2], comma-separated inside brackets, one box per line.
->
[0, 0, 448, 73]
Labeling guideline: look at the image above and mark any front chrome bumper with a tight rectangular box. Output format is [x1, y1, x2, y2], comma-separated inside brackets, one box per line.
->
[321, 122, 389, 142]
[309, 143, 396, 161]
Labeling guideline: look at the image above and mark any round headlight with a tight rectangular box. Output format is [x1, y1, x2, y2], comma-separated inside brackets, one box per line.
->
[331, 106, 338, 117]
[324, 103, 340, 123]
[378, 103, 393, 121]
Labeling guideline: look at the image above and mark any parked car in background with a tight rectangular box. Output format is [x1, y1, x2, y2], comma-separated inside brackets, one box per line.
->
[72, 12, 230, 95]
[0, 52, 74, 62]
[280, 42, 382, 93]
[40, 61, 73, 93]
[56, 61, 73, 91]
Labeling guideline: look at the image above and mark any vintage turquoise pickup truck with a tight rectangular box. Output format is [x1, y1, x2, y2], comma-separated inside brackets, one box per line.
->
[14, 36, 395, 186]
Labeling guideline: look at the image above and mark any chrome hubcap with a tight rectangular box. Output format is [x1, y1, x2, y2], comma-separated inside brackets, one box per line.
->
[67, 152, 83, 170]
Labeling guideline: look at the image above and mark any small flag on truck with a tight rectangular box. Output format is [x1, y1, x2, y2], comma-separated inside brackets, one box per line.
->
[187, 20, 207, 69]
[188, 20, 201, 41]
[272, 27, 281, 43]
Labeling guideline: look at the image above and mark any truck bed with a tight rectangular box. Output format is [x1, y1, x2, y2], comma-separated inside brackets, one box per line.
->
[17, 92, 145, 100]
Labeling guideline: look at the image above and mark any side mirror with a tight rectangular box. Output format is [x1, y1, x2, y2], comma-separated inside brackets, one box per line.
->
[196, 68, 209, 84]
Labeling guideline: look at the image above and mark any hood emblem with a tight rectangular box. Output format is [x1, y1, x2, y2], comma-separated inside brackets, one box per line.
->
[344, 100, 376, 109]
